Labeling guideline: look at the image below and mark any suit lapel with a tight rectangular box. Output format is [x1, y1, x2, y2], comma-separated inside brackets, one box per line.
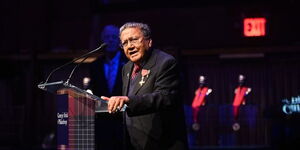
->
[131, 50, 157, 95]
[130, 72, 143, 95]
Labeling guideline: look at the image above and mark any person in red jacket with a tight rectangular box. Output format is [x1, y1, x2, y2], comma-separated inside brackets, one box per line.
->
[191, 75, 212, 131]
[232, 74, 251, 131]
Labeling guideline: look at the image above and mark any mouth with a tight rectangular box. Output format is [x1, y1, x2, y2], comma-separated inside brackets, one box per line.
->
[129, 50, 138, 56]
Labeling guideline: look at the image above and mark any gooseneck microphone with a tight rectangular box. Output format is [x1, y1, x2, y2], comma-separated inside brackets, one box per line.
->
[65, 54, 88, 84]
[42, 43, 107, 84]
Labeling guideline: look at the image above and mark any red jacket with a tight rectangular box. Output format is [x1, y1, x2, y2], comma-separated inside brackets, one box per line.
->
[233, 86, 249, 106]
[192, 87, 209, 108]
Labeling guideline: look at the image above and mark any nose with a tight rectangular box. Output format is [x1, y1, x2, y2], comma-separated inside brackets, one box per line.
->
[129, 40, 135, 46]
[127, 46, 135, 51]
[127, 42, 135, 49]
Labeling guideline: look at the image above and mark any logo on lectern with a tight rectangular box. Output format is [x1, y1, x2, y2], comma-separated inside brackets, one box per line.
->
[57, 112, 68, 126]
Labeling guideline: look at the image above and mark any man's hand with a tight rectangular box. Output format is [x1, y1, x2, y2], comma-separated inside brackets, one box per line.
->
[101, 96, 129, 113]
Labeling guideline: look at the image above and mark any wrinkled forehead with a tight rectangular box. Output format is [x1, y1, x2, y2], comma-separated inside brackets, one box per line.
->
[120, 27, 143, 39]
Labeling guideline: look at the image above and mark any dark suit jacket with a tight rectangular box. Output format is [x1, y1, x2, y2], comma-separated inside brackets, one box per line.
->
[122, 49, 188, 150]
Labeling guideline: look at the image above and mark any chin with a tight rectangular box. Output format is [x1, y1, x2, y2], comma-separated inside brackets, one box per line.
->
[130, 56, 141, 63]
[130, 59, 139, 63]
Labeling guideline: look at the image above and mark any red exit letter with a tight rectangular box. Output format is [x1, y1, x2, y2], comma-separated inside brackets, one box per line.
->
[244, 18, 266, 37]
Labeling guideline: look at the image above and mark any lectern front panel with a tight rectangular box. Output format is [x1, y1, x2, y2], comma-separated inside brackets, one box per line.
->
[57, 89, 95, 150]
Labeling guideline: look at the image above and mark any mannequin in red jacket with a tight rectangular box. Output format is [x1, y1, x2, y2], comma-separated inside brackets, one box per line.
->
[232, 74, 251, 131]
[191, 76, 212, 131]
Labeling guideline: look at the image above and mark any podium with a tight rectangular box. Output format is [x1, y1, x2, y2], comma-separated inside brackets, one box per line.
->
[38, 81, 113, 150]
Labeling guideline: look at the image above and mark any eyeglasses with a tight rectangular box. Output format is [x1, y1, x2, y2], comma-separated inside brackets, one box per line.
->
[120, 37, 145, 48]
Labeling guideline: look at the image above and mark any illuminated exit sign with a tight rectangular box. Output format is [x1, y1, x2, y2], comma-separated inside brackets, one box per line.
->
[244, 18, 266, 37]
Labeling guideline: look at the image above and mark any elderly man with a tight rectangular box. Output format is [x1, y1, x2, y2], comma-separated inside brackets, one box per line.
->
[101, 22, 188, 150]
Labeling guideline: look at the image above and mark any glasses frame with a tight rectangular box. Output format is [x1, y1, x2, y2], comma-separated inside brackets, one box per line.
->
[120, 36, 147, 48]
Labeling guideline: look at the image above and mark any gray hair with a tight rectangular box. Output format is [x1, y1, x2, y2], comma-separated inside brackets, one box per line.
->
[119, 22, 151, 39]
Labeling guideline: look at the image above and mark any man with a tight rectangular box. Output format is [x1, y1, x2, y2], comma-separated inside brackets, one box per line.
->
[101, 22, 188, 150]
[191, 75, 212, 131]
[232, 74, 251, 131]
[88, 25, 127, 150]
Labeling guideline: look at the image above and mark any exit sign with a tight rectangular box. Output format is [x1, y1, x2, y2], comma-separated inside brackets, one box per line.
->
[244, 18, 266, 37]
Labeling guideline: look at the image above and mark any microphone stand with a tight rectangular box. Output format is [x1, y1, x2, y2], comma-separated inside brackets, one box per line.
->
[42, 43, 107, 84]
[65, 55, 89, 84]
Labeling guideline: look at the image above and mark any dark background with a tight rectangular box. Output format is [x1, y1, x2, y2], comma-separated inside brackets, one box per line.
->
[0, 0, 300, 149]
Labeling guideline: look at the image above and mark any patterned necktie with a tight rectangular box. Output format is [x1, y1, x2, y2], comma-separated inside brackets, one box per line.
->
[131, 64, 141, 80]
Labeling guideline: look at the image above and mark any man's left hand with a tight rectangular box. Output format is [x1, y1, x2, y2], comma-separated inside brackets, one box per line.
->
[101, 96, 129, 113]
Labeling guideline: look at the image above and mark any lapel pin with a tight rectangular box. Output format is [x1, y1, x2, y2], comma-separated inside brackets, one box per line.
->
[139, 69, 150, 86]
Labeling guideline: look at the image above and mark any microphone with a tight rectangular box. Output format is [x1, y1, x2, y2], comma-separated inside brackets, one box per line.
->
[64, 54, 88, 84]
[42, 43, 107, 85]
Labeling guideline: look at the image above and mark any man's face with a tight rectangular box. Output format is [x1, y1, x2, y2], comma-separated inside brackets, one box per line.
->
[120, 27, 152, 64]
